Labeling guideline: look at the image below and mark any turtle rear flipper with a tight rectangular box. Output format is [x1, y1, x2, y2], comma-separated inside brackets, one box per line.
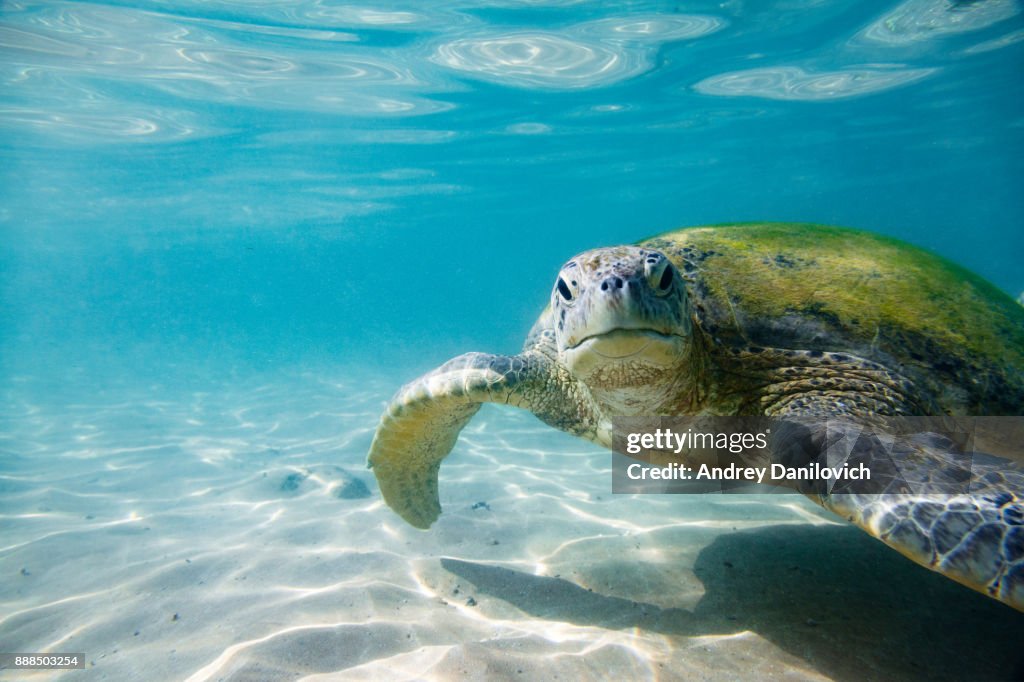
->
[368, 351, 600, 529]
[771, 405, 1024, 612]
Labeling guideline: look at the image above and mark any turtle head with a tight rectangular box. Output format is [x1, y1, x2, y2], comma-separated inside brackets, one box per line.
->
[551, 246, 694, 413]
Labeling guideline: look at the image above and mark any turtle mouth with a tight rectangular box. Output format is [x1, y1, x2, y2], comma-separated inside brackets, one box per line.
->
[571, 328, 677, 359]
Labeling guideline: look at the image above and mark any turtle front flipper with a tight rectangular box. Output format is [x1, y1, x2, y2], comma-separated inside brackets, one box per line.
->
[769, 407, 1024, 612]
[368, 351, 601, 529]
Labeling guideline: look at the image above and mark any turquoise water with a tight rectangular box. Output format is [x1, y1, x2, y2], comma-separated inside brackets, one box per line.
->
[2, 1, 1024, 680]
[3, 0, 1024, 375]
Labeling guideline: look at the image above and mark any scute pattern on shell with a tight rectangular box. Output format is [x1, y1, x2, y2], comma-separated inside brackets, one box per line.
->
[640, 223, 1024, 416]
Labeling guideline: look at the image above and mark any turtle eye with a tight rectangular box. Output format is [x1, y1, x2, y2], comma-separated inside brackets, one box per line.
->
[555, 261, 580, 305]
[644, 254, 676, 296]
[557, 278, 574, 302]
[658, 263, 675, 291]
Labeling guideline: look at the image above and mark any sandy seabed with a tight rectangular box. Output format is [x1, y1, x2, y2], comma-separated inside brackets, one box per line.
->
[0, 367, 1021, 681]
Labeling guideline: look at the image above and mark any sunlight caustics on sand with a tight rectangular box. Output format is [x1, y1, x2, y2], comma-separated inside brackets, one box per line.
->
[1, 368, 1022, 680]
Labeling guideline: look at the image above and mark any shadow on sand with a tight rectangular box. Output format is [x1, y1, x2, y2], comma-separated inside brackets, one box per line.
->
[442, 524, 1024, 681]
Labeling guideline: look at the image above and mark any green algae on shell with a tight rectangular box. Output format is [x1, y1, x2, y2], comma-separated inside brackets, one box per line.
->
[641, 223, 1024, 414]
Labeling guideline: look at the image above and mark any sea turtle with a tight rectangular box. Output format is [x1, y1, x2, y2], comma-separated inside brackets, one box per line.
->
[367, 223, 1024, 611]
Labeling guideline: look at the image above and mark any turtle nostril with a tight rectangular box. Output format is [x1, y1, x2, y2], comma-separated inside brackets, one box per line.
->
[601, 276, 626, 292]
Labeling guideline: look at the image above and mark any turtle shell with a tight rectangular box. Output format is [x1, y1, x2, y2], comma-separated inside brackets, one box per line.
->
[640, 223, 1024, 415]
